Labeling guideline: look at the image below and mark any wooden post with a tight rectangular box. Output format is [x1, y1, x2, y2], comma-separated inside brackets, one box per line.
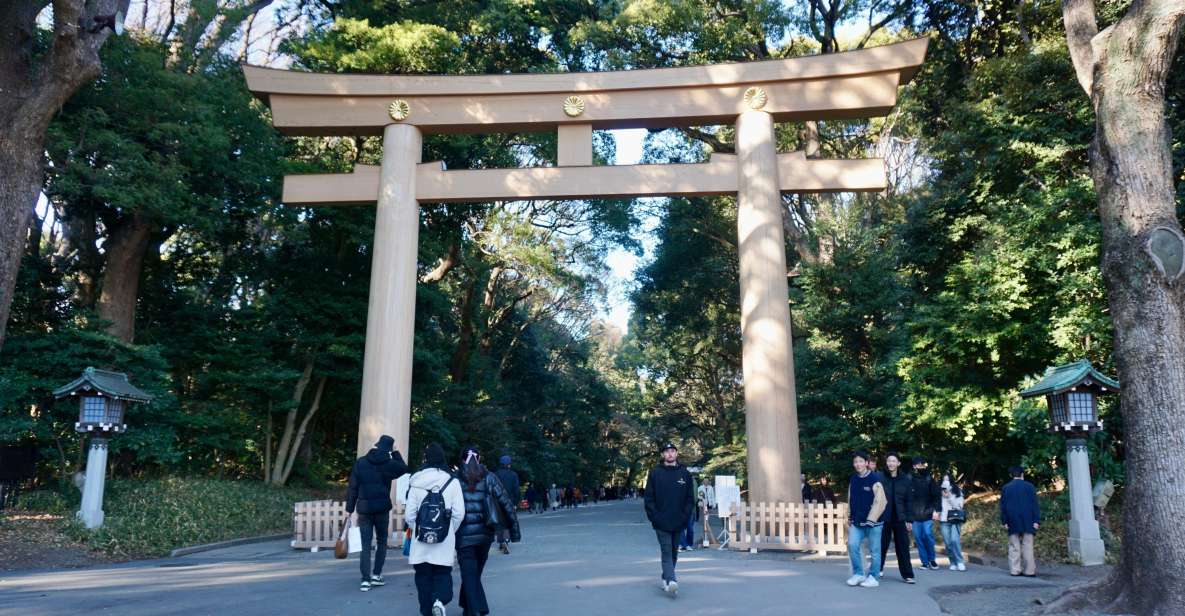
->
[356, 123, 422, 458]
[735, 109, 802, 505]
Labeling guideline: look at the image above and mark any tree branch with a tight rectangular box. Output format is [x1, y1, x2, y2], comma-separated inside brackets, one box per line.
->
[1062, 0, 1100, 95]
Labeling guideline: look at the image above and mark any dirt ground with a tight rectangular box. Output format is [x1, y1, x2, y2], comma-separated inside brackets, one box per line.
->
[931, 558, 1120, 616]
[0, 511, 114, 571]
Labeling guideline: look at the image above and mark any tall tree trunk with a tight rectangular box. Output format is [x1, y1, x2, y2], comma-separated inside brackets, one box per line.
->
[1051, 1, 1185, 614]
[96, 215, 154, 343]
[270, 359, 313, 484]
[0, 0, 126, 352]
[450, 276, 478, 382]
[279, 376, 327, 484]
[0, 137, 40, 346]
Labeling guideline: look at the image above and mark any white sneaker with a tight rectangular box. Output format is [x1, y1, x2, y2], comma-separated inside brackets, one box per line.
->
[667, 580, 678, 596]
[660, 579, 668, 591]
[846, 574, 865, 586]
[369, 574, 385, 586]
[432, 599, 446, 616]
[359, 580, 371, 592]
[957, 563, 966, 571]
[859, 576, 880, 588]
[949, 564, 958, 570]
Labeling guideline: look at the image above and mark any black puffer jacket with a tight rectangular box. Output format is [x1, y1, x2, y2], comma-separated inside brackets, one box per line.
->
[455, 467, 520, 549]
[882, 470, 913, 524]
[345, 448, 408, 515]
[907, 473, 941, 522]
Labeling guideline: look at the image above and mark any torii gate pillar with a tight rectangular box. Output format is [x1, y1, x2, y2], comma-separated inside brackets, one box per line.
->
[736, 110, 800, 504]
[356, 123, 421, 458]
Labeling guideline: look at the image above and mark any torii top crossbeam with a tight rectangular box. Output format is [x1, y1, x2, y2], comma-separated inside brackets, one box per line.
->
[245, 38, 927, 136]
[243, 38, 927, 206]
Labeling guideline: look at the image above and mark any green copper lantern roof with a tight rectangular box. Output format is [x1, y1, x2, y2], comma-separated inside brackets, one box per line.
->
[1019, 360, 1120, 398]
[52, 367, 154, 403]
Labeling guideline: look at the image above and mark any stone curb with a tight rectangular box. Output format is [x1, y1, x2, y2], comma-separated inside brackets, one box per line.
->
[169, 533, 292, 558]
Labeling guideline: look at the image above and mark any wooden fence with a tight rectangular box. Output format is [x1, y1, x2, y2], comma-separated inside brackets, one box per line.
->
[727, 501, 848, 552]
[291, 500, 407, 549]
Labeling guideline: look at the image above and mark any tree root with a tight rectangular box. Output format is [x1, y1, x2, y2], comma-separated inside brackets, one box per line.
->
[1041, 571, 1129, 615]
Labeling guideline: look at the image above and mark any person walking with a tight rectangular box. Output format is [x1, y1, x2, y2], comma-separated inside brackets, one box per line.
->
[548, 484, 560, 511]
[455, 446, 520, 616]
[1001, 466, 1040, 577]
[801, 473, 815, 503]
[908, 456, 941, 570]
[493, 455, 521, 554]
[940, 474, 966, 571]
[644, 441, 695, 597]
[878, 452, 915, 584]
[406, 443, 465, 616]
[846, 450, 888, 588]
[344, 435, 408, 592]
[523, 484, 536, 514]
[679, 496, 697, 551]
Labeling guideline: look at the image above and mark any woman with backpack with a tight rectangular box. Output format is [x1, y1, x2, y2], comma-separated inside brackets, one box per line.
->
[940, 474, 967, 571]
[406, 443, 466, 616]
[455, 446, 520, 616]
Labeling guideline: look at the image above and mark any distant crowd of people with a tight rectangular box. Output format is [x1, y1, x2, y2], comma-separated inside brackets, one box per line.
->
[520, 483, 638, 513]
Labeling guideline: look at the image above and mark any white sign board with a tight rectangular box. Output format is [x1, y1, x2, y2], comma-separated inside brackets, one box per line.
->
[715, 475, 741, 518]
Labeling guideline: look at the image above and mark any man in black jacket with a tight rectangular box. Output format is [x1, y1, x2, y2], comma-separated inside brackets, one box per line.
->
[878, 452, 915, 583]
[493, 455, 521, 554]
[908, 456, 942, 570]
[345, 435, 408, 591]
[644, 442, 694, 597]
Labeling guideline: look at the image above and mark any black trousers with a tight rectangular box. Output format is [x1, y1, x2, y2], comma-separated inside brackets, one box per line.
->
[356, 512, 389, 581]
[458, 541, 493, 615]
[413, 563, 453, 616]
[880, 519, 915, 579]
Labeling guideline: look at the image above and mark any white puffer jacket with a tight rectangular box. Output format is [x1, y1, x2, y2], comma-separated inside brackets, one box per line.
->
[404, 467, 465, 566]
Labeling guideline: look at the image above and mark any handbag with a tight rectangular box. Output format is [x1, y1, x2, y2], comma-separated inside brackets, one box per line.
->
[334, 520, 349, 559]
[946, 509, 966, 524]
[348, 522, 363, 553]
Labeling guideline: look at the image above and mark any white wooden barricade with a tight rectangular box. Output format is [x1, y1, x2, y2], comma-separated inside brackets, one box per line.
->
[292, 500, 407, 549]
[727, 501, 848, 552]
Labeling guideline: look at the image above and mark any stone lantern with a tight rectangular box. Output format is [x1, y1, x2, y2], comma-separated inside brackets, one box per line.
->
[1020, 360, 1119, 566]
[53, 367, 153, 529]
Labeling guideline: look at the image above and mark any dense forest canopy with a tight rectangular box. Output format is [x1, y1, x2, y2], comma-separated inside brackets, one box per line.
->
[2, 0, 1181, 496]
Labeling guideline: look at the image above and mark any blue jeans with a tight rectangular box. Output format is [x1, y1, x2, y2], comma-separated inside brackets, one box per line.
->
[913, 520, 937, 565]
[941, 522, 964, 566]
[680, 513, 695, 548]
[847, 524, 883, 578]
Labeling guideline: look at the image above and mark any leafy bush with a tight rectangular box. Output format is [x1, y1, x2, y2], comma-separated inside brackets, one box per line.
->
[19, 477, 327, 558]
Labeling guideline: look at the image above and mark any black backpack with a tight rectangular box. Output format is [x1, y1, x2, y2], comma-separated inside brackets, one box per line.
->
[411, 476, 456, 544]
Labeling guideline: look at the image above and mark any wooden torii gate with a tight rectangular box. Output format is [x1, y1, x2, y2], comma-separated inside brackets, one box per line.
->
[244, 38, 927, 504]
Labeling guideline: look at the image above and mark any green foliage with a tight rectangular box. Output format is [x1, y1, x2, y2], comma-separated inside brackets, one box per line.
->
[959, 491, 1122, 565]
[47, 478, 323, 558]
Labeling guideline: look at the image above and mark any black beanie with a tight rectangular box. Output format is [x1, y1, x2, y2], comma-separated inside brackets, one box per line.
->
[424, 442, 446, 467]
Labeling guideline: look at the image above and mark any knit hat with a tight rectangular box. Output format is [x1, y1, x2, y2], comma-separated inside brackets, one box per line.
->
[375, 435, 394, 453]
[499, 455, 512, 466]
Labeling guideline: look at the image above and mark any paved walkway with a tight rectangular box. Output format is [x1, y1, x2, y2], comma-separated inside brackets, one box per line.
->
[0, 500, 1055, 615]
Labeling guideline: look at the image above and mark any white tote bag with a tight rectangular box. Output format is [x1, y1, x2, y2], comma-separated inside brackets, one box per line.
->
[347, 522, 363, 554]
